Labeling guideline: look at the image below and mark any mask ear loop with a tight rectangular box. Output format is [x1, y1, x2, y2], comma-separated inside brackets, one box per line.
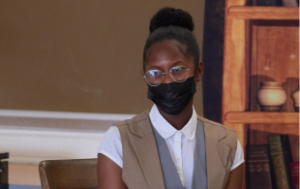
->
[193, 62, 199, 75]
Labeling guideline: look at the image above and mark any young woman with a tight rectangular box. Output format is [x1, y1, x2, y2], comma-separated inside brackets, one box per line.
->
[98, 7, 244, 189]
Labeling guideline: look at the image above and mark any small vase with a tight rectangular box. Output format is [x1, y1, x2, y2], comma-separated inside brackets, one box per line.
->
[257, 82, 287, 112]
[291, 87, 299, 112]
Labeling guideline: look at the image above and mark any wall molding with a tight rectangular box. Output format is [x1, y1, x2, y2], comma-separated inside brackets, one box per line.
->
[0, 110, 135, 164]
[0, 109, 135, 120]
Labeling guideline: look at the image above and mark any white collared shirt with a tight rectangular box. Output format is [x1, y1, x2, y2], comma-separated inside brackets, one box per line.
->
[98, 105, 244, 189]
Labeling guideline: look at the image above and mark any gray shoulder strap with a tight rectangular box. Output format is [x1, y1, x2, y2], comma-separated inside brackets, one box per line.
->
[152, 125, 184, 189]
[192, 119, 207, 189]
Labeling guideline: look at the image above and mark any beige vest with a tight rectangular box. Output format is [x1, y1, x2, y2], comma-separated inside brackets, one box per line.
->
[115, 110, 237, 189]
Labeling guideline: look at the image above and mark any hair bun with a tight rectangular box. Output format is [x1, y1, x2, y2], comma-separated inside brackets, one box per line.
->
[149, 7, 194, 33]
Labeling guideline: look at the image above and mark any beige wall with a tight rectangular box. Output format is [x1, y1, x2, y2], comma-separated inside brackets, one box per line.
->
[0, 0, 205, 115]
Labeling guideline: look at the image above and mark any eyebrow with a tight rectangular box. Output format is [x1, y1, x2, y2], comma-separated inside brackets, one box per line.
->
[148, 61, 185, 70]
[172, 61, 185, 66]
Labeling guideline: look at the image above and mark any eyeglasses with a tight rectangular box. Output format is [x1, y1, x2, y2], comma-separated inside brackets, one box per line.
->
[144, 65, 191, 87]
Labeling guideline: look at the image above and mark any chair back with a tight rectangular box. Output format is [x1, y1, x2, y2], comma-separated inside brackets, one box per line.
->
[39, 158, 98, 189]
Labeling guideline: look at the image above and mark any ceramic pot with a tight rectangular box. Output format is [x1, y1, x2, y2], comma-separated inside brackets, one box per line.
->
[291, 87, 299, 112]
[257, 82, 287, 112]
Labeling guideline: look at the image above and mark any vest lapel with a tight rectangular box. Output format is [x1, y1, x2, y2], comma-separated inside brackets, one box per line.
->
[198, 115, 231, 189]
[128, 111, 166, 189]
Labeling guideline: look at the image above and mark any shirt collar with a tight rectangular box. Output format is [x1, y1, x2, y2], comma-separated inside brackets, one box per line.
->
[149, 104, 197, 140]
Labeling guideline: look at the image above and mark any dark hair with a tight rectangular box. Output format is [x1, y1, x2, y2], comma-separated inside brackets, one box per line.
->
[143, 7, 200, 72]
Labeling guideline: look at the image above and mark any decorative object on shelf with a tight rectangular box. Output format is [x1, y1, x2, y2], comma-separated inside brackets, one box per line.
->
[257, 82, 287, 111]
[291, 86, 299, 112]
[256, 0, 282, 6]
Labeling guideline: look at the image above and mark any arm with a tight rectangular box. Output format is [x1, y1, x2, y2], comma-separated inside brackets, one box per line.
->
[224, 163, 244, 189]
[97, 153, 128, 189]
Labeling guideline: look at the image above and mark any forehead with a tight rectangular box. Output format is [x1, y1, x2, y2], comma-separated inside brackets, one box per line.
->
[146, 40, 193, 68]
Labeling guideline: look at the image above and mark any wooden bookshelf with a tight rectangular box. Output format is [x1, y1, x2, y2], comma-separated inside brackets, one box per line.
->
[228, 6, 299, 20]
[225, 112, 299, 124]
[223, 0, 299, 187]
[223, 2, 299, 148]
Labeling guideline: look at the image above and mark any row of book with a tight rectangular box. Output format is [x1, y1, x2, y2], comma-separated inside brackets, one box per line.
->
[246, 134, 299, 189]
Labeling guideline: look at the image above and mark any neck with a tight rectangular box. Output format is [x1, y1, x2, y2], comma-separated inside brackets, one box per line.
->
[158, 99, 194, 130]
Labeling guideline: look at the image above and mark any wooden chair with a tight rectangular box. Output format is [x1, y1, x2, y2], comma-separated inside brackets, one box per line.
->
[0, 152, 9, 185]
[39, 158, 98, 189]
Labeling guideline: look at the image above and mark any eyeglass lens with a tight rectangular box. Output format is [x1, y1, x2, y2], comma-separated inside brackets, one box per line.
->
[145, 65, 189, 86]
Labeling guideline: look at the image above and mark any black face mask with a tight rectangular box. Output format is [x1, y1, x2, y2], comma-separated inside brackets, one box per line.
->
[147, 77, 196, 115]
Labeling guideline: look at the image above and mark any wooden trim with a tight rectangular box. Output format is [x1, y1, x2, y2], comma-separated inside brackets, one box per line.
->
[0, 109, 135, 120]
[225, 112, 300, 124]
[223, 1, 251, 189]
[228, 6, 299, 20]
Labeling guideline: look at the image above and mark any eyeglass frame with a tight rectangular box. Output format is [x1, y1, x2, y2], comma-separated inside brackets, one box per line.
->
[143, 65, 191, 87]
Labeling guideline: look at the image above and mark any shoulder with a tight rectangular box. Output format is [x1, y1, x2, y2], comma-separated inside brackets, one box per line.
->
[198, 115, 237, 150]
[98, 126, 121, 150]
[114, 109, 153, 139]
[197, 115, 238, 165]
[114, 109, 150, 128]
[98, 125, 123, 168]
[197, 115, 236, 133]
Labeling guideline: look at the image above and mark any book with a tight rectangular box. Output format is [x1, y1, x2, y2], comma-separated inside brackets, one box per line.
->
[256, 0, 282, 6]
[268, 134, 293, 189]
[288, 135, 299, 162]
[289, 162, 299, 189]
[246, 145, 274, 189]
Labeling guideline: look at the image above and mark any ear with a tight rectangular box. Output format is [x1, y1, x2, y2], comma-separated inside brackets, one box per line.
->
[195, 61, 204, 83]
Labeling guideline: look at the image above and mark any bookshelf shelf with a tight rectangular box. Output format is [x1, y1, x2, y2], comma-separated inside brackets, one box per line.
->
[227, 6, 299, 20]
[225, 112, 299, 124]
